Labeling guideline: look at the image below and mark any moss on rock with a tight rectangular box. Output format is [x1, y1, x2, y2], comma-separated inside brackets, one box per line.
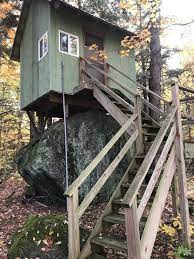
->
[8, 214, 89, 259]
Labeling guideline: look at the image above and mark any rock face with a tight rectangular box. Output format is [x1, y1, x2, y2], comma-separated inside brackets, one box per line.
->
[16, 110, 134, 202]
[8, 215, 89, 259]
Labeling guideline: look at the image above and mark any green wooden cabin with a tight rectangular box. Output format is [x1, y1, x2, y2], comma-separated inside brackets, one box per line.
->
[11, 0, 136, 117]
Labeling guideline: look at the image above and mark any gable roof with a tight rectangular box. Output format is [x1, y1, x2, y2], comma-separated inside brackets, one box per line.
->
[11, 0, 134, 61]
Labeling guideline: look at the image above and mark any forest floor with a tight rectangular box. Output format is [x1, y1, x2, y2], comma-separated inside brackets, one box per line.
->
[0, 173, 193, 259]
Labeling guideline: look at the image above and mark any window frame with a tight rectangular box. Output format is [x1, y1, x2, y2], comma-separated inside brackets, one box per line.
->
[38, 31, 48, 61]
[58, 30, 79, 57]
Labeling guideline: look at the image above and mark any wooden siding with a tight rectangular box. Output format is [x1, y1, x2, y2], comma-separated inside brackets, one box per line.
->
[20, 0, 137, 109]
[20, 0, 51, 109]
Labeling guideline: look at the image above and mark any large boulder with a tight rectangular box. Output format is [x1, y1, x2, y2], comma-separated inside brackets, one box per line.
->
[16, 110, 134, 202]
[8, 215, 89, 259]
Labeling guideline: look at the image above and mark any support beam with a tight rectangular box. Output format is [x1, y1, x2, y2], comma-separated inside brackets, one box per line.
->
[93, 86, 135, 136]
[67, 189, 80, 259]
[171, 82, 191, 248]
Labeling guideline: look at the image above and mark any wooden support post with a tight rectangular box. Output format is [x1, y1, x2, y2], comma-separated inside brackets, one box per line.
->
[171, 82, 191, 248]
[67, 189, 80, 259]
[171, 172, 179, 218]
[125, 198, 141, 259]
[80, 58, 85, 85]
[134, 95, 144, 154]
[104, 62, 110, 87]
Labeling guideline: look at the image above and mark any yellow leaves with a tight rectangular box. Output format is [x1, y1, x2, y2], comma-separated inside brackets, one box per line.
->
[120, 29, 151, 55]
[119, 0, 133, 10]
[88, 45, 108, 62]
[160, 223, 177, 237]
[172, 217, 182, 230]
[0, 3, 13, 19]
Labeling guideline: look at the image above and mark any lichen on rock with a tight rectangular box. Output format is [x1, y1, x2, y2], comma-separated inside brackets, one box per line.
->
[8, 214, 89, 259]
[16, 110, 134, 203]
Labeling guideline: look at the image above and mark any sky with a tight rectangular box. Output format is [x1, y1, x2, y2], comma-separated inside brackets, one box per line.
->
[161, 0, 194, 69]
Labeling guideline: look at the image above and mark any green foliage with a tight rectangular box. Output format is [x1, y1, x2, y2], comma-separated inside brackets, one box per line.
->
[175, 245, 191, 259]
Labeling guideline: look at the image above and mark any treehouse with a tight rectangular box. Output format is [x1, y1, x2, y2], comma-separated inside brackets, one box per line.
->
[11, 0, 136, 117]
[11, 1, 192, 259]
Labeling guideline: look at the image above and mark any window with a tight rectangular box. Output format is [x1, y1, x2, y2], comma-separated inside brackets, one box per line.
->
[59, 30, 79, 57]
[38, 32, 48, 61]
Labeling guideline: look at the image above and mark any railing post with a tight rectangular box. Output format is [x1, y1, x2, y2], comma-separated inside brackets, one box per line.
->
[80, 57, 85, 85]
[124, 198, 141, 259]
[104, 62, 110, 87]
[171, 82, 191, 248]
[134, 95, 144, 154]
[171, 173, 179, 217]
[67, 189, 80, 259]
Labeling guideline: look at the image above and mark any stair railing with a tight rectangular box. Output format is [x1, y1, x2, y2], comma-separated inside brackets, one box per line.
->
[104, 62, 168, 114]
[65, 112, 139, 258]
[121, 82, 191, 259]
[80, 57, 168, 126]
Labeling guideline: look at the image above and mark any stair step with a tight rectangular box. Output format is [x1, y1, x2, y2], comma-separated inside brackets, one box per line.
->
[103, 214, 125, 225]
[88, 254, 106, 259]
[142, 124, 160, 129]
[92, 236, 127, 253]
[129, 170, 154, 176]
[122, 183, 158, 191]
[112, 198, 152, 208]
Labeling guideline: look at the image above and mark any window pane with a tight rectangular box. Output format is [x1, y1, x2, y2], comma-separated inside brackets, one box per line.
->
[43, 34, 48, 55]
[39, 39, 43, 59]
[69, 35, 78, 56]
[60, 32, 68, 53]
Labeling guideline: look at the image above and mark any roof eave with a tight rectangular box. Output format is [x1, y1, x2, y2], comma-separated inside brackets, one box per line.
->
[11, 0, 32, 61]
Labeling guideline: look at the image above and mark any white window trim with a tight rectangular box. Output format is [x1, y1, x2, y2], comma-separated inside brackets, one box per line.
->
[38, 31, 48, 61]
[58, 30, 79, 57]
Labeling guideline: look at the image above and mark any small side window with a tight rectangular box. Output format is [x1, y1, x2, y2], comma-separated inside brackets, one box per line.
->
[38, 32, 48, 61]
[59, 30, 79, 57]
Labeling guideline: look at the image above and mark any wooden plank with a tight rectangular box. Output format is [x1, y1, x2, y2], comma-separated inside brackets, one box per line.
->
[92, 236, 127, 253]
[134, 95, 144, 154]
[137, 125, 176, 221]
[93, 86, 136, 136]
[121, 106, 177, 207]
[125, 198, 141, 259]
[65, 114, 137, 197]
[79, 159, 137, 259]
[83, 70, 135, 113]
[171, 83, 191, 248]
[140, 147, 176, 259]
[78, 130, 138, 218]
[171, 172, 179, 217]
[67, 189, 80, 259]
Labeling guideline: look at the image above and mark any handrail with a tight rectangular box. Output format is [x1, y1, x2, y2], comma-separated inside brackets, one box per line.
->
[105, 62, 168, 104]
[77, 129, 138, 218]
[137, 124, 176, 221]
[65, 114, 138, 197]
[80, 57, 168, 121]
[80, 56, 138, 97]
[140, 145, 176, 259]
[121, 105, 177, 207]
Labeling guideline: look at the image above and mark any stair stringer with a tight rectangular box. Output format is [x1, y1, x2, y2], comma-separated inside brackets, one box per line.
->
[78, 158, 137, 259]
[93, 86, 136, 136]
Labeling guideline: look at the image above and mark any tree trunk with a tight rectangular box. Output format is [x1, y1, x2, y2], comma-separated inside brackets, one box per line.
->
[149, 21, 161, 122]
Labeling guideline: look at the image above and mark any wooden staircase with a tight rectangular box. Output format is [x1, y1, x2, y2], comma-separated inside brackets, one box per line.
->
[65, 58, 191, 259]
